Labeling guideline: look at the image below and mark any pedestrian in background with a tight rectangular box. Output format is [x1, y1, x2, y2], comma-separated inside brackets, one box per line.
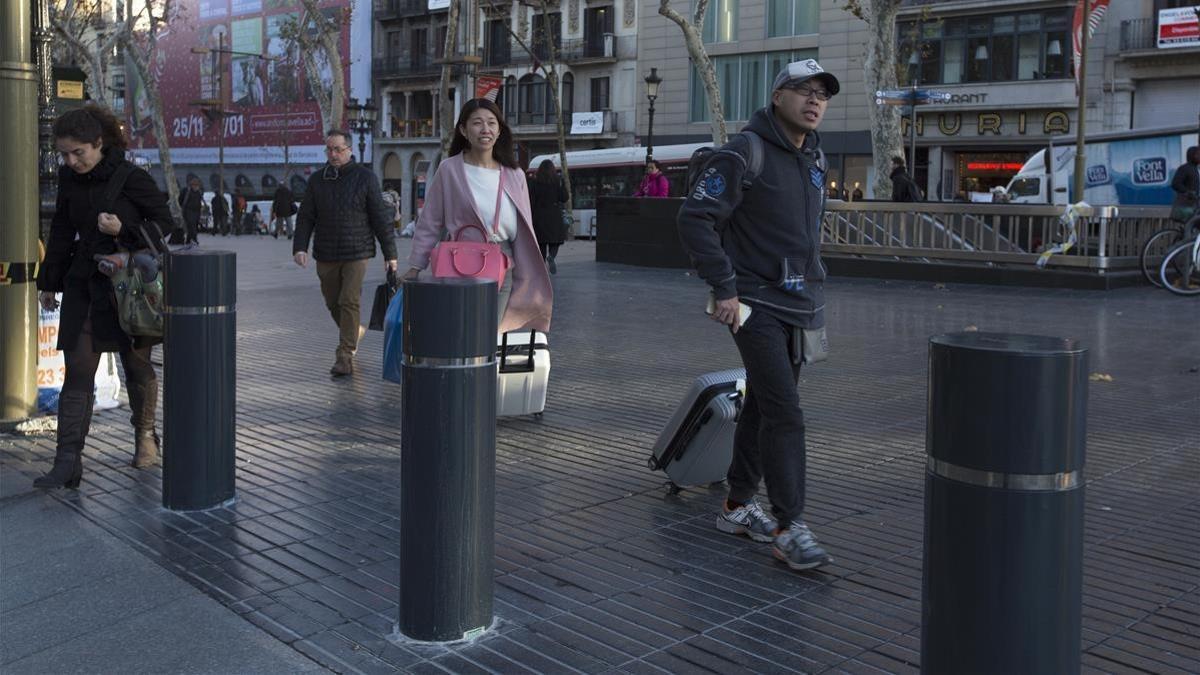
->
[890, 157, 923, 202]
[211, 191, 229, 236]
[294, 130, 398, 376]
[678, 59, 840, 572]
[232, 190, 246, 235]
[270, 180, 296, 239]
[177, 176, 203, 244]
[403, 98, 552, 333]
[34, 104, 172, 488]
[633, 160, 669, 198]
[1170, 145, 1199, 229]
[528, 159, 568, 274]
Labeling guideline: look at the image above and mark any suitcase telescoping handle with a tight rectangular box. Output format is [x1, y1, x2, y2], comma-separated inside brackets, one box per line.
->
[498, 330, 539, 374]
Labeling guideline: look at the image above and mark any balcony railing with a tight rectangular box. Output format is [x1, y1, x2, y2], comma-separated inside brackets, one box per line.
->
[560, 34, 618, 62]
[1120, 18, 1157, 51]
[373, 56, 441, 78]
[506, 109, 617, 135]
[382, 118, 436, 139]
[375, 0, 431, 19]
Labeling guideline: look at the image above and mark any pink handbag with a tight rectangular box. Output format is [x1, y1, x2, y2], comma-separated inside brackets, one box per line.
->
[429, 170, 512, 290]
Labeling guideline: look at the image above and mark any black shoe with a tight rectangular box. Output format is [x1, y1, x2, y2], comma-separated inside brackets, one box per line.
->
[547, 256, 557, 274]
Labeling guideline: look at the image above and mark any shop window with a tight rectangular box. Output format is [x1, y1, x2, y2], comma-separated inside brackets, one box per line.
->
[899, 8, 1071, 85]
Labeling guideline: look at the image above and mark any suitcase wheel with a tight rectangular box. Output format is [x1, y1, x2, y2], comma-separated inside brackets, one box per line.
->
[664, 481, 683, 495]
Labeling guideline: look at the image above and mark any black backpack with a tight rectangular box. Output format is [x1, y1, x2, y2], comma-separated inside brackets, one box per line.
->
[686, 131, 766, 196]
[686, 130, 827, 196]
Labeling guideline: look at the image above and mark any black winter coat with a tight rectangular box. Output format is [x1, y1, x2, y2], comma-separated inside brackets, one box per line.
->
[272, 185, 296, 218]
[528, 177, 568, 245]
[677, 107, 827, 328]
[294, 162, 398, 262]
[37, 148, 173, 352]
[179, 187, 203, 225]
[1170, 161, 1199, 209]
[890, 167, 922, 202]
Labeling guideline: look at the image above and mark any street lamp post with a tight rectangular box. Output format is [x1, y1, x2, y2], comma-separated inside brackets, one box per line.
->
[190, 36, 270, 203]
[643, 67, 662, 164]
[908, 48, 920, 178]
[345, 98, 378, 165]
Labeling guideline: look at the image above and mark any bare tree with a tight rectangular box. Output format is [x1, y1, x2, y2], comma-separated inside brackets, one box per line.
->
[49, 0, 122, 107]
[119, 0, 184, 225]
[844, 0, 904, 199]
[438, 0, 462, 157]
[657, 0, 726, 143]
[279, 0, 348, 132]
[482, 0, 573, 209]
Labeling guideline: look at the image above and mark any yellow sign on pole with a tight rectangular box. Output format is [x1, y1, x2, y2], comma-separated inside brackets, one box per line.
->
[56, 80, 84, 99]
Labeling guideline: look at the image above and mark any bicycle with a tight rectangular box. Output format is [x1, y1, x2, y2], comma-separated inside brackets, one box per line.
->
[1159, 224, 1200, 296]
[1140, 225, 1184, 287]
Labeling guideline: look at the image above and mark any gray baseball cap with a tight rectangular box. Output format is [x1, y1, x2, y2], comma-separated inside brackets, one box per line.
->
[771, 59, 840, 96]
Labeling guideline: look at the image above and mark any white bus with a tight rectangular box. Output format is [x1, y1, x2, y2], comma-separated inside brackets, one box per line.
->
[529, 143, 710, 238]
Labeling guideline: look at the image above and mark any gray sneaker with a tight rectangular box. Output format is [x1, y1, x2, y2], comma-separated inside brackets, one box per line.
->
[716, 499, 777, 543]
[773, 523, 832, 571]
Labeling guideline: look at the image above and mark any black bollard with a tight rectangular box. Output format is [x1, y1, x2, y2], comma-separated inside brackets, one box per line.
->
[398, 278, 497, 642]
[162, 249, 237, 511]
[922, 332, 1087, 675]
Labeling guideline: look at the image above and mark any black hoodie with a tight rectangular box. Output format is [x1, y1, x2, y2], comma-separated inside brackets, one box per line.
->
[677, 106, 827, 328]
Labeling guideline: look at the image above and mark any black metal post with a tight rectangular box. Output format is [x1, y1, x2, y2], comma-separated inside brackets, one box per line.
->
[357, 130, 366, 165]
[162, 249, 237, 511]
[645, 97, 656, 164]
[397, 278, 498, 642]
[922, 332, 1087, 675]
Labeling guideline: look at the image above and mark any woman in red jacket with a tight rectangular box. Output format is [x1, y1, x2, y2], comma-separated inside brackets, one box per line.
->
[633, 160, 669, 198]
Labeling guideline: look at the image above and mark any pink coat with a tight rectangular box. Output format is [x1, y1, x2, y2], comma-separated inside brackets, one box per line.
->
[408, 154, 553, 333]
[633, 172, 670, 198]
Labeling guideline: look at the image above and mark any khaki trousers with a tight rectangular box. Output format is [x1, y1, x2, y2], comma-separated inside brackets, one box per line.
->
[316, 259, 369, 358]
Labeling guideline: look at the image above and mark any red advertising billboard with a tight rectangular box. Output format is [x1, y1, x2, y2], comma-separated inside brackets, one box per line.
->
[128, 0, 353, 166]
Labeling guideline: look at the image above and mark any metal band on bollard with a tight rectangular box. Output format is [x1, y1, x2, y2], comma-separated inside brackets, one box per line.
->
[397, 278, 497, 643]
[162, 249, 237, 511]
[922, 332, 1086, 675]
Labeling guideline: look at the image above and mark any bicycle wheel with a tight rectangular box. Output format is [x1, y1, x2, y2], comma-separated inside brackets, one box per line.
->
[1140, 227, 1182, 287]
[1159, 239, 1200, 296]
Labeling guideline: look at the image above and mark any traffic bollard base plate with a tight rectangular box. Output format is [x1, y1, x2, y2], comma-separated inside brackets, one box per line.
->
[160, 494, 237, 514]
[388, 619, 500, 647]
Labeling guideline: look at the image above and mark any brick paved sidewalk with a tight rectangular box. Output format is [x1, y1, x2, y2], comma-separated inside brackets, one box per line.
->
[2, 232, 1197, 673]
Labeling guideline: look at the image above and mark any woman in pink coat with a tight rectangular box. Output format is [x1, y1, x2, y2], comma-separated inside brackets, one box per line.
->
[403, 99, 553, 333]
[633, 160, 670, 198]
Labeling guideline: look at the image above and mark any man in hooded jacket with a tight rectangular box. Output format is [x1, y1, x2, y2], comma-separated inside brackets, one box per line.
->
[677, 59, 839, 572]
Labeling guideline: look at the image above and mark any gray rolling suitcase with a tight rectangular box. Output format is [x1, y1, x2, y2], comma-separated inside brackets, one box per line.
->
[647, 369, 745, 493]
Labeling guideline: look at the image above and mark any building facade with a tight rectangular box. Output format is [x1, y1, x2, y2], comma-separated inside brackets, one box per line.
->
[373, 0, 643, 225]
[635, 0, 1199, 199]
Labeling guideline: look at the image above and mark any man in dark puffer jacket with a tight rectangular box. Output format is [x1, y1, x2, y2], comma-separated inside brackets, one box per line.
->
[294, 130, 399, 376]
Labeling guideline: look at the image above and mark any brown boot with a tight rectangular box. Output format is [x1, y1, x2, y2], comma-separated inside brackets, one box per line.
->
[132, 431, 160, 468]
[330, 353, 353, 376]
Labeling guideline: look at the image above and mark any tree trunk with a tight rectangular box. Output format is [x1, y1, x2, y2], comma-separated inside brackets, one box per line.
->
[658, 0, 726, 144]
[124, 43, 183, 227]
[297, 0, 347, 131]
[439, 0, 462, 158]
[862, 0, 903, 199]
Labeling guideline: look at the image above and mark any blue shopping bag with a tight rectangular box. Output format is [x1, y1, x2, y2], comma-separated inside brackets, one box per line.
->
[382, 286, 404, 384]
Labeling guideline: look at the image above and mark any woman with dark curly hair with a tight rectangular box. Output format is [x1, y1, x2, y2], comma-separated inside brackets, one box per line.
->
[34, 104, 173, 488]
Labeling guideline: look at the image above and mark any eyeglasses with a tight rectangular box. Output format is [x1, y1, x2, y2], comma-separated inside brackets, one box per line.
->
[786, 84, 831, 102]
[325, 146, 350, 154]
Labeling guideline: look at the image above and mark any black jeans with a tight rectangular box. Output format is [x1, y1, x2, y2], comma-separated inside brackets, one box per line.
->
[539, 242, 561, 260]
[728, 310, 807, 528]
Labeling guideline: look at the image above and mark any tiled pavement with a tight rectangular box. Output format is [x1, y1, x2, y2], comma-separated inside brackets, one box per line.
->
[2, 233, 1198, 674]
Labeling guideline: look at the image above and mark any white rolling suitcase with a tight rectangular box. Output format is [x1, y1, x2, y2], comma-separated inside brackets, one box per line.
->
[496, 330, 550, 417]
